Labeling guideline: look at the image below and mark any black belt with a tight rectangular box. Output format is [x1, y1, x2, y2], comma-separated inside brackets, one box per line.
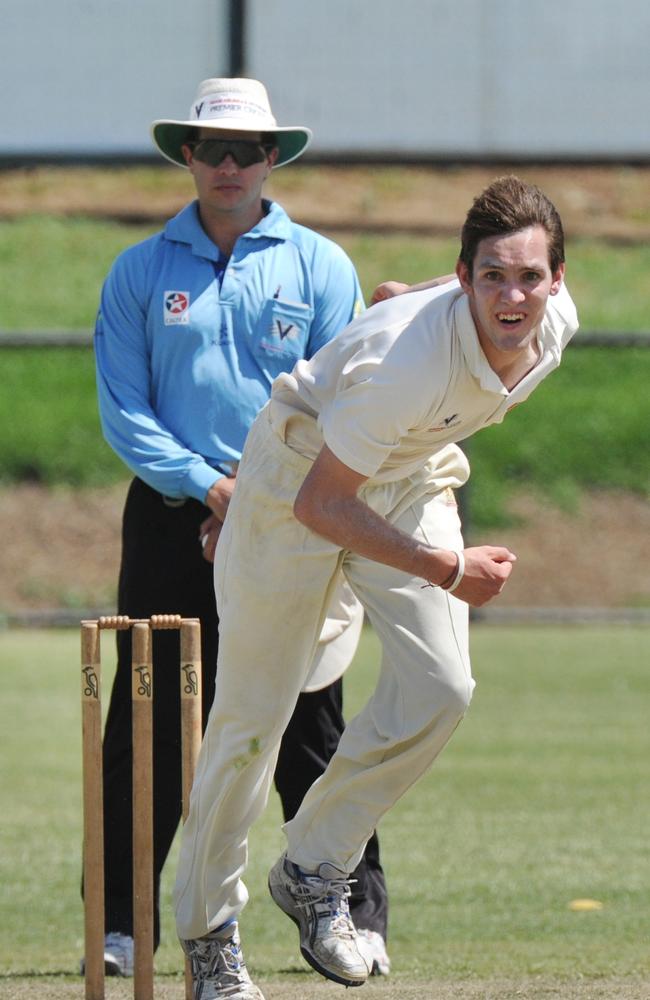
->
[162, 495, 187, 508]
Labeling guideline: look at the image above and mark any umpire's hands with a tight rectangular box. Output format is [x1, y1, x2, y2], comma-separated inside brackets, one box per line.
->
[205, 475, 236, 520]
[201, 475, 237, 562]
[199, 514, 222, 563]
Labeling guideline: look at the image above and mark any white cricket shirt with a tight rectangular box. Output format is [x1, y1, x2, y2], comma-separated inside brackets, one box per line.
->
[270, 280, 578, 485]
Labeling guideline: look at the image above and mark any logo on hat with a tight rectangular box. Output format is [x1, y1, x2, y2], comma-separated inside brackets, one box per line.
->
[164, 291, 190, 325]
[151, 77, 313, 169]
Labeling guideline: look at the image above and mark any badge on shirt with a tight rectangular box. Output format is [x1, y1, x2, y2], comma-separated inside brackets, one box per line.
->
[164, 291, 190, 325]
[429, 414, 461, 431]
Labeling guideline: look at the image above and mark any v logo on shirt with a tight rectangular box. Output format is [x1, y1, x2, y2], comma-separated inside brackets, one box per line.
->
[275, 320, 295, 339]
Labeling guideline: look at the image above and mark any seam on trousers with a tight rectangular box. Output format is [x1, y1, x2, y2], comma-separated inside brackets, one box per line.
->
[408, 503, 473, 705]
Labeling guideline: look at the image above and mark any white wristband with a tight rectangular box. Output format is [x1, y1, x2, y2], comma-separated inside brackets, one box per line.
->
[443, 551, 465, 593]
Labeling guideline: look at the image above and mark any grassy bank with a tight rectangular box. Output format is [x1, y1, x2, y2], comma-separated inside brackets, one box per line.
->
[1, 215, 649, 528]
[2, 345, 649, 529]
[2, 216, 650, 332]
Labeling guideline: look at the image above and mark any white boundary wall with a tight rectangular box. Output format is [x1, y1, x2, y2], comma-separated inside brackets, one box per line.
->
[2, 0, 229, 157]
[2, 0, 649, 159]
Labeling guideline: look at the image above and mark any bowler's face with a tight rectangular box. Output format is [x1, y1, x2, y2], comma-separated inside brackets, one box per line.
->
[457, 226, 565, 368]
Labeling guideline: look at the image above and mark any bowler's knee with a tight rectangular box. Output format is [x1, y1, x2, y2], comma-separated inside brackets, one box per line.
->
[436, 671, 474, 721]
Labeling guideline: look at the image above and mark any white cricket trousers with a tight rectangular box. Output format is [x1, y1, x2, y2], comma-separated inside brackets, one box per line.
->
[174, 406, 473, 939]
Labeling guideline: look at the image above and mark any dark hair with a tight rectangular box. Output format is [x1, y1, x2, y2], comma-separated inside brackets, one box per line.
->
[182, 126, 200, 146]
[459, 175, 565, 277]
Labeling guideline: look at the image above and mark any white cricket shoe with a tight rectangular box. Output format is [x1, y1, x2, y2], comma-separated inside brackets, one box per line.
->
[181, 921, 264, 1000]
[357, 928, 391, 976]
[268, 853, 370, 987]
[80, 931, 134, 977]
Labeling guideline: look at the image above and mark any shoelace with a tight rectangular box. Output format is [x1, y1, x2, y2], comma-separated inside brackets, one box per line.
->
[189, 936, 252, 997]
[294, 873, 357, 937]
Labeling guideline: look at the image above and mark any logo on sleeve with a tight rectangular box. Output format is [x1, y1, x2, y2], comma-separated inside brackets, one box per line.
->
[164, 291, 190, 325]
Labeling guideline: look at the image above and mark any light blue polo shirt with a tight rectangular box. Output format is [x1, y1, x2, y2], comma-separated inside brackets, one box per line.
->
[95, 199, 363, 502]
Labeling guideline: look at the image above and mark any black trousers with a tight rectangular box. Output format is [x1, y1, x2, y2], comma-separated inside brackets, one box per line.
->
[100, 478, 388, 947]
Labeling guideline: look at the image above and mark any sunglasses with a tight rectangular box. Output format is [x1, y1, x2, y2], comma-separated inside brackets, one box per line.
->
[187, 138, 274, 169]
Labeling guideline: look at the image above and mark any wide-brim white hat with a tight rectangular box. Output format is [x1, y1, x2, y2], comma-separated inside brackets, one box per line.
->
[151, 77, 312, 168]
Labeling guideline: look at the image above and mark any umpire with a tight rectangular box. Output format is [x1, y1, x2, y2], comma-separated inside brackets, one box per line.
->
[87, 77, 389, 978]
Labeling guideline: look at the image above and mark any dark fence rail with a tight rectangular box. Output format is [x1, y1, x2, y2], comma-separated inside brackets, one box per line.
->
[2, 324, 647, 627]
[1, 330, 650, 349]
[3, 604, 648, 630]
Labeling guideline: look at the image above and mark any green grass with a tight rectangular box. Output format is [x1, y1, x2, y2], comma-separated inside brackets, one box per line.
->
[0, 347, 124, 484]
[340, 232, 650, 335]
[1, 624, 649, 987]
[0, 216, 157, 330]
[566, 239, 650, 332]
[1, 215, 649, 525]
[465, 346, 650, 524]
[1, 344, 648, 526]
[0, 216, 148, 484]
[2, 216, 650, 332]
